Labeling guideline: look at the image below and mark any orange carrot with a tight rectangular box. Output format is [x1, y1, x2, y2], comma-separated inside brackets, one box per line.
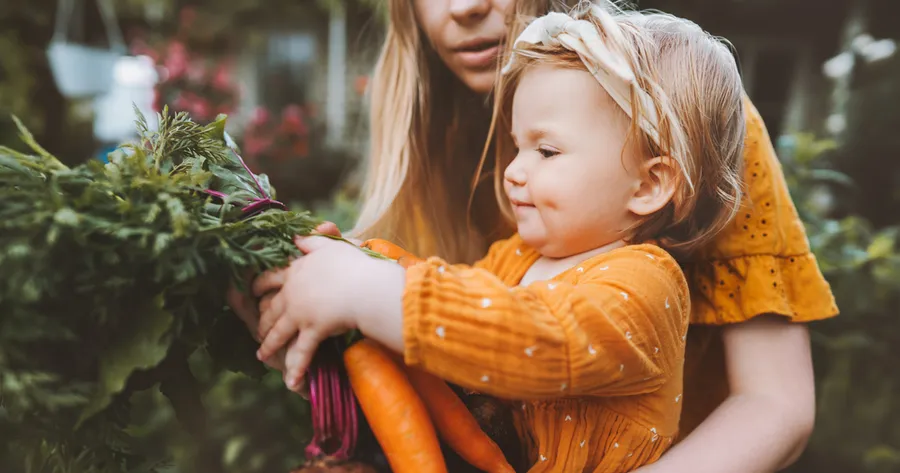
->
[405, 367, 517, 473]
[343, 339, 448, 473]
[361, 239, 422, 268]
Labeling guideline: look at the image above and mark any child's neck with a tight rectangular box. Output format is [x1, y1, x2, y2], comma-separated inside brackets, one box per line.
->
[519, 239, 627, 286]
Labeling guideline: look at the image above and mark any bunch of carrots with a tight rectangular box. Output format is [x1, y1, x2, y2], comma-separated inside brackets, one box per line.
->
[296, 240, 516, 473]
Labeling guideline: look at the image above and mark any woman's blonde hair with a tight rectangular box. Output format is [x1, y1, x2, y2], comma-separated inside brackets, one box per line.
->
[351, 0, 580, 264]
[486, 1, 746, 257]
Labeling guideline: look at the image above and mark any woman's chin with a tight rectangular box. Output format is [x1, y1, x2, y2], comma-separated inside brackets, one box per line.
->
[457, 68, 498, 95]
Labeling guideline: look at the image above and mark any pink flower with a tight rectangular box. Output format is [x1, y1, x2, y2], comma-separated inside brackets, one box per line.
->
[280, 105, 308, 135]
[245, 136, 274, 157]
[193, 99, 212, 121]
[212, 62, 234, 90]
[251, 107, 271, 126]
[215, 105, 233, 116]
[164, 42, 189, 79]
[186, 61, 207, 83]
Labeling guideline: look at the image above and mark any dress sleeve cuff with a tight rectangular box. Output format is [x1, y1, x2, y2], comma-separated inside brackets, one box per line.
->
[686, 252, 840, 325]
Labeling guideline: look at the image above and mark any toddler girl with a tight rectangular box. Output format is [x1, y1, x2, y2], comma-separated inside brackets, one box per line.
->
[255, 3, 746, 472]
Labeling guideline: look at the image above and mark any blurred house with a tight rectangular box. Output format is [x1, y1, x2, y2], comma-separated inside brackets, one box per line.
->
[226, 0, 899, 160]
[642, 0, 898, 145]
[230, 2, 381, 156]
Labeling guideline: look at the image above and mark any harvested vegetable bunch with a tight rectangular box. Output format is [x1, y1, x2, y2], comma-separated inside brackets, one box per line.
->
[0, 109, 383, 472]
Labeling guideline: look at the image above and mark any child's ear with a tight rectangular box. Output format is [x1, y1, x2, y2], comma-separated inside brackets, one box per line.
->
[627, 156, 679, 216]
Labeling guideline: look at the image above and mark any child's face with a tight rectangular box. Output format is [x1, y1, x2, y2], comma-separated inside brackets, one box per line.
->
[506, 64, 645, 258]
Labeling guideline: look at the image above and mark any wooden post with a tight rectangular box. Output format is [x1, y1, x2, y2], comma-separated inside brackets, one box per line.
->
[823, 0, 869, 140]
[326, 3, 347, 147]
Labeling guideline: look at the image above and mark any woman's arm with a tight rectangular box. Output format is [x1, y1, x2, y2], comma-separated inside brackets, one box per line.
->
[637, 315, 816, 473]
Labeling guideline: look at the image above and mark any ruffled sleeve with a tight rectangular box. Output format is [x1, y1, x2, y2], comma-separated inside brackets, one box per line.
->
[686, 97, 839, 325]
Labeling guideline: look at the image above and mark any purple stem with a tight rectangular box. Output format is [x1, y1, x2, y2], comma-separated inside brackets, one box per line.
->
[333, 368, 343, 456]
[234, 152, 269, 199]
[200, 151, 286, 214]
[203, 189, 229, 199]
[233, 151, 287, 211]
[338, 375, 357, 459]
[305, 365, 325, 459]
[241, 198, 286, 214]
[304, 343, 359, 462]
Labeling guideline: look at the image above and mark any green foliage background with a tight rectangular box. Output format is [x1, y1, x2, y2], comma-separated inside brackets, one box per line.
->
[776, 134, 900, 473]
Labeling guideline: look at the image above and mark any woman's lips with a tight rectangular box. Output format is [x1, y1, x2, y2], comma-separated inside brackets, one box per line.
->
[454, 41, 500, 69]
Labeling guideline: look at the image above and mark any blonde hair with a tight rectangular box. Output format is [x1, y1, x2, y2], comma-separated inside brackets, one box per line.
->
[487, 1, 745, 257]
[351, 0, 581, 264]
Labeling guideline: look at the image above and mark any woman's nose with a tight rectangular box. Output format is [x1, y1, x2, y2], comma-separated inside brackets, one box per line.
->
[449, 0, 491, 26]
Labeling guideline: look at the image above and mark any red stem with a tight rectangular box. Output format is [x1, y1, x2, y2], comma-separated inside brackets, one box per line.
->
[305, 364, 324, 459]
[304, 339, 358, 462]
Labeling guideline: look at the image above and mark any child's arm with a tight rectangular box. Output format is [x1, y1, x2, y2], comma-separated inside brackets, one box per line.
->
[635, 316, 815, 473]
[396, 245, 689, 399]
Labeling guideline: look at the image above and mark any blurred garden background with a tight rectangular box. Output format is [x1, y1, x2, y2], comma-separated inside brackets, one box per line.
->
[1, 0, 899, 472]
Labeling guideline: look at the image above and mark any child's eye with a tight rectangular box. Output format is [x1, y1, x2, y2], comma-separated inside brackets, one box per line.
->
[536, 146, 560, 158]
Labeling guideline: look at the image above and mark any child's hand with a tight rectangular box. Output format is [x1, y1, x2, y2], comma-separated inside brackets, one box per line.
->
[255, 235, 406, 391]
[227, 221, 346, 377]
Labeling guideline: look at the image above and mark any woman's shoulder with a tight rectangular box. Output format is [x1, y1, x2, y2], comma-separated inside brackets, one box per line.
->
[685, 96, 839, 325]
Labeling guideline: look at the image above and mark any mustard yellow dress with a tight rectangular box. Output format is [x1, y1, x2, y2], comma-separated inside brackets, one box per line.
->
[677, 98, 839, 436]
[404, 237, 689, 472]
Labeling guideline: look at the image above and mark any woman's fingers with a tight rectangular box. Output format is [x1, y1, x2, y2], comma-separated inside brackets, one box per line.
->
[259, 292, 276, 315]
[257, 316, 298, 361]
[226, 283, 260, 337]
[251, 267, 289, 299]
[257, 291, 286, 341]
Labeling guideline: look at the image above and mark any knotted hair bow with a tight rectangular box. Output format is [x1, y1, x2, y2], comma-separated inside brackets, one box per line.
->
[501, 9, 665, 155]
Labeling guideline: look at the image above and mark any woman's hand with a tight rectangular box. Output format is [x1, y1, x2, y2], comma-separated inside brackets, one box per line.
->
[226, 283, 286, 371]
[227, 281, 256, 337]
[255, 235, 407, 391]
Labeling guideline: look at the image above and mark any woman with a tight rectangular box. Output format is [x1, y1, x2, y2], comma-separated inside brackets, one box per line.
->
[233, 1, 839, 472]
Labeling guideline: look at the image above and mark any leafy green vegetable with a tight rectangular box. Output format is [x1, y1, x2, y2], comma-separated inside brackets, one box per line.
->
[0, 108, 381, 472]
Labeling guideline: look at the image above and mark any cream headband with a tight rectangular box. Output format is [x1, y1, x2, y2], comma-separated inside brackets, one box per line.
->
[501, 10, 664, 151]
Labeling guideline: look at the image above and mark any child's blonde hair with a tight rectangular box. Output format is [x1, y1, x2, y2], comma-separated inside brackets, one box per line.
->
[486, 1, 746, 257]
[352, 0, 583, 264]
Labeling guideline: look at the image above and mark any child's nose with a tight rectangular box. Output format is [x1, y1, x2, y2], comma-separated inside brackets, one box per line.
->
[504, 158, 527, 186]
